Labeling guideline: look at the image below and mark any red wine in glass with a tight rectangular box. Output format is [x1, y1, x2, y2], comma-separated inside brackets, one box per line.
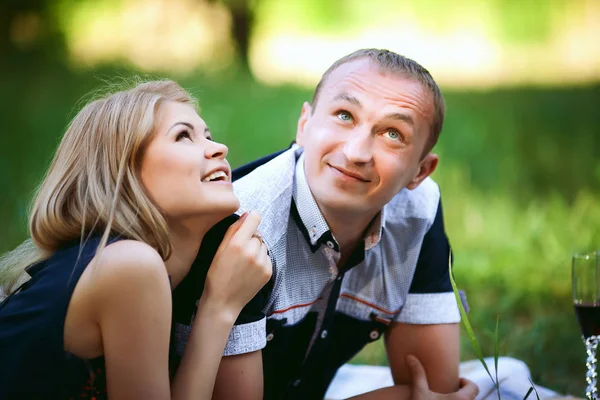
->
[575, 302, 600, 338]
[573, 250, 600, 400]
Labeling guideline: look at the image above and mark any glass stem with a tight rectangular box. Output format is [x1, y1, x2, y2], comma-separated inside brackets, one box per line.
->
[585, 335, 599, 400]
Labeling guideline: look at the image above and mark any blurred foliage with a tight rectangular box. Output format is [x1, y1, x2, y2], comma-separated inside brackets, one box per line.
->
[0, 0, 67, 64]
[1, 0, 599, 397]
[257, 0, 572, 41]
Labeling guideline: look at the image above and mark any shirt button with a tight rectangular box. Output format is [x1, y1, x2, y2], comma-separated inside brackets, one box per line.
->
[326, 241, 335, 249]
[321, 330, 328, 339]
[293, 379, 301, 387]
[337, 275, 342, 281]
[266, 333, 274, 342]
[369, 330, 380, 340]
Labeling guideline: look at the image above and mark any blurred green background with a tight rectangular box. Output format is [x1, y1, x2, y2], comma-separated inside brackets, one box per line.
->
[1, 0, 599, 396]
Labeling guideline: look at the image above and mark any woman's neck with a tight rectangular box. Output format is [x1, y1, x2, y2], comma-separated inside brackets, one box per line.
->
[163, 220, 208, 289]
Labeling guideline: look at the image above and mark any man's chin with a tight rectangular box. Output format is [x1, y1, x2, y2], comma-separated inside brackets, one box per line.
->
[315, 194, 371, 216]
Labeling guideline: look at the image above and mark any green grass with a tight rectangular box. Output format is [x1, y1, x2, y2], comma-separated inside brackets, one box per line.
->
[1, 61, 598, 396]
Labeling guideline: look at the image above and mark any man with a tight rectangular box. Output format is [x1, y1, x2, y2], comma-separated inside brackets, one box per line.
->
[172, 48, 477, 400]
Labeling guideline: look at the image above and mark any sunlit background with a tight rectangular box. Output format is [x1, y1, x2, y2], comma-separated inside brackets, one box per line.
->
[1, 0, 599, 395]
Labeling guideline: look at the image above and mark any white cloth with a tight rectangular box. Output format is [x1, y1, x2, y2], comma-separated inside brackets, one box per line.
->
[325, 358, 559, 400]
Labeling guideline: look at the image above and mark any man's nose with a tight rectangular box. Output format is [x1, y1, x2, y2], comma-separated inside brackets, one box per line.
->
[342, 129, 373, 164]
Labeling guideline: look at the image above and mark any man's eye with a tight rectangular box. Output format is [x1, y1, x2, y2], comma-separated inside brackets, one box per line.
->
[176, 130, 192, 141]
[336, 111, 353, 122]
[385, 129, 402, 141]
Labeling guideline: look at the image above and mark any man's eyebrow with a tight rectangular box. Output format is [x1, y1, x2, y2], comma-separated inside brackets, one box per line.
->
[332, 92, 362, 107]
[384, 112, 414, 126]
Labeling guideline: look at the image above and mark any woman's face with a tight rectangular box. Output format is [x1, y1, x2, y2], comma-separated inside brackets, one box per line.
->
[140, 101, 239, 224]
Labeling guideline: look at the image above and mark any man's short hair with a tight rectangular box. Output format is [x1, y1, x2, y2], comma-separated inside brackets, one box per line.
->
[312, 48, 445, 155]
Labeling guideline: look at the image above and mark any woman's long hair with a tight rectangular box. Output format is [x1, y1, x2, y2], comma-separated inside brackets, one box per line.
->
[0, 79, 198, 294]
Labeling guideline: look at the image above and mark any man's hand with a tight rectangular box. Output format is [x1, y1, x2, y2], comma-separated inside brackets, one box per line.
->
[407, 355, 479, 400]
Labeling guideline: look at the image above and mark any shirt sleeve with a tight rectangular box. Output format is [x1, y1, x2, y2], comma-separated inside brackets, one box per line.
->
[171, 214, 271, 357]
[394, 198, 463, 324]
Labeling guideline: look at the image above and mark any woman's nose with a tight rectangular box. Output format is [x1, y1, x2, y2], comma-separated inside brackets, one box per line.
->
[205, 140, 228, 160]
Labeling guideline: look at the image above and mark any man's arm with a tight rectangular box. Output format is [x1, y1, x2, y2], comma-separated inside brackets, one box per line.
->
[348, 355, 477, 400]
[385, 322, 460, 392]
[380, 196, 464, 396]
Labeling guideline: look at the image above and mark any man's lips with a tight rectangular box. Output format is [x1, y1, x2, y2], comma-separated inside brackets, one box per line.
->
[328, 164, 370, 182]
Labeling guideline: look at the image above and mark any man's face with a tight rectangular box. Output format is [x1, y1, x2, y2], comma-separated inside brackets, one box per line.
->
[296, 58, 439, 218]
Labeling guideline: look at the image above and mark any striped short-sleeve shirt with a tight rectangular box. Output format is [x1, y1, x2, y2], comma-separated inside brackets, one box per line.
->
[172, 145, 461, 400]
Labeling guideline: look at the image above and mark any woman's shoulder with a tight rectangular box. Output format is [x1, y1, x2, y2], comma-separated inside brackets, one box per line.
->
[94, 239, 164, 267]
[82, 240, 172, 347]
[65, 240, 170, 354]
[90, 240, 168, 291]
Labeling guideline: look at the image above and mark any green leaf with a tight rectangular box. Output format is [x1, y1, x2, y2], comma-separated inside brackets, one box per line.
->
[448, 254, 497, 386]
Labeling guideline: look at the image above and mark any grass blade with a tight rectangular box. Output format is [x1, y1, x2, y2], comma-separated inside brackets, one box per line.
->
[528, 378, 541, 400]
[448, 254, 497, 386]
[494, 316, 500, 400]
[494, 315, 500, 400]
[522, 387, 534, 400]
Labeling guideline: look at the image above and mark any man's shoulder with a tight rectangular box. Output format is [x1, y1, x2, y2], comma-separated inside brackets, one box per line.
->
[233, 147, 297, 205]
[385, 177, 441, 223]
[233, 147, 301, 247]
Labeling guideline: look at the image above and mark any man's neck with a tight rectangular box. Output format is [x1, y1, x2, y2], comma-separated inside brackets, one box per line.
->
[322, 208, 379, 266]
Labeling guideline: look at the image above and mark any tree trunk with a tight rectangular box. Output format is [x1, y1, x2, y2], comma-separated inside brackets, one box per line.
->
[228, 0, 254, 70]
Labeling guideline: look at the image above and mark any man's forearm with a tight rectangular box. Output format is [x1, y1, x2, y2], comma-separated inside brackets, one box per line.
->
[348, 384, 412, 400]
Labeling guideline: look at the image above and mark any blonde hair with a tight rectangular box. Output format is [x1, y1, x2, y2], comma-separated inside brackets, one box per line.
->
[0, 79, 198, 294]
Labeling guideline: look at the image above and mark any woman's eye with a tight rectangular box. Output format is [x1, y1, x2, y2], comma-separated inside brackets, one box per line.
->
[176, 130, 192, 141]
[336, 111, 353, 122]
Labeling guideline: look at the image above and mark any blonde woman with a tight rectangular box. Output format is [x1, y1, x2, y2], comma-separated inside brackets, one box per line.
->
[0, 80, 272, 399]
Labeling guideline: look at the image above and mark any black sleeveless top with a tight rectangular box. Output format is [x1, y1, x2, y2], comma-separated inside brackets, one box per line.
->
[0, 237, 119, 399]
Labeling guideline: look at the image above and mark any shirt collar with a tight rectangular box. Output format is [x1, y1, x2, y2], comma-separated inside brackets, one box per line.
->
[292, 153, 334, 249]
[363, 208, 385, 250]
[292, 153, 386, 252]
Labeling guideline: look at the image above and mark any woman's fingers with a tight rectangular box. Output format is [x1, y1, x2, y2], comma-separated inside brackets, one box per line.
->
[220, 212, 249, 248]
[233, 210, 261, 243]
[258, 242, 271, 273]
[243, 231, 262, 261]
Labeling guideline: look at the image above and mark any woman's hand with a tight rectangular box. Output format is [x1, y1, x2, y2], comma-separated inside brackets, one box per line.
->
[201, 211, 272, 320]
[173, 211, 271, 399]
[407, 355, 479, 400]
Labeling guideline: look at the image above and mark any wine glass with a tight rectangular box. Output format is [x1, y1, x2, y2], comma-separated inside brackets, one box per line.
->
[573, 250, 600, 400]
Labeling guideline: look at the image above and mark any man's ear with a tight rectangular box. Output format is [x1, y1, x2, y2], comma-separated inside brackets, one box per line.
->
[406, 153, 439, 190]
[295, 102, 312, 146]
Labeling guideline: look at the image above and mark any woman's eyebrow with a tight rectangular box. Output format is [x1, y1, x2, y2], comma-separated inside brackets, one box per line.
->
[167, 121, 195, 135]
